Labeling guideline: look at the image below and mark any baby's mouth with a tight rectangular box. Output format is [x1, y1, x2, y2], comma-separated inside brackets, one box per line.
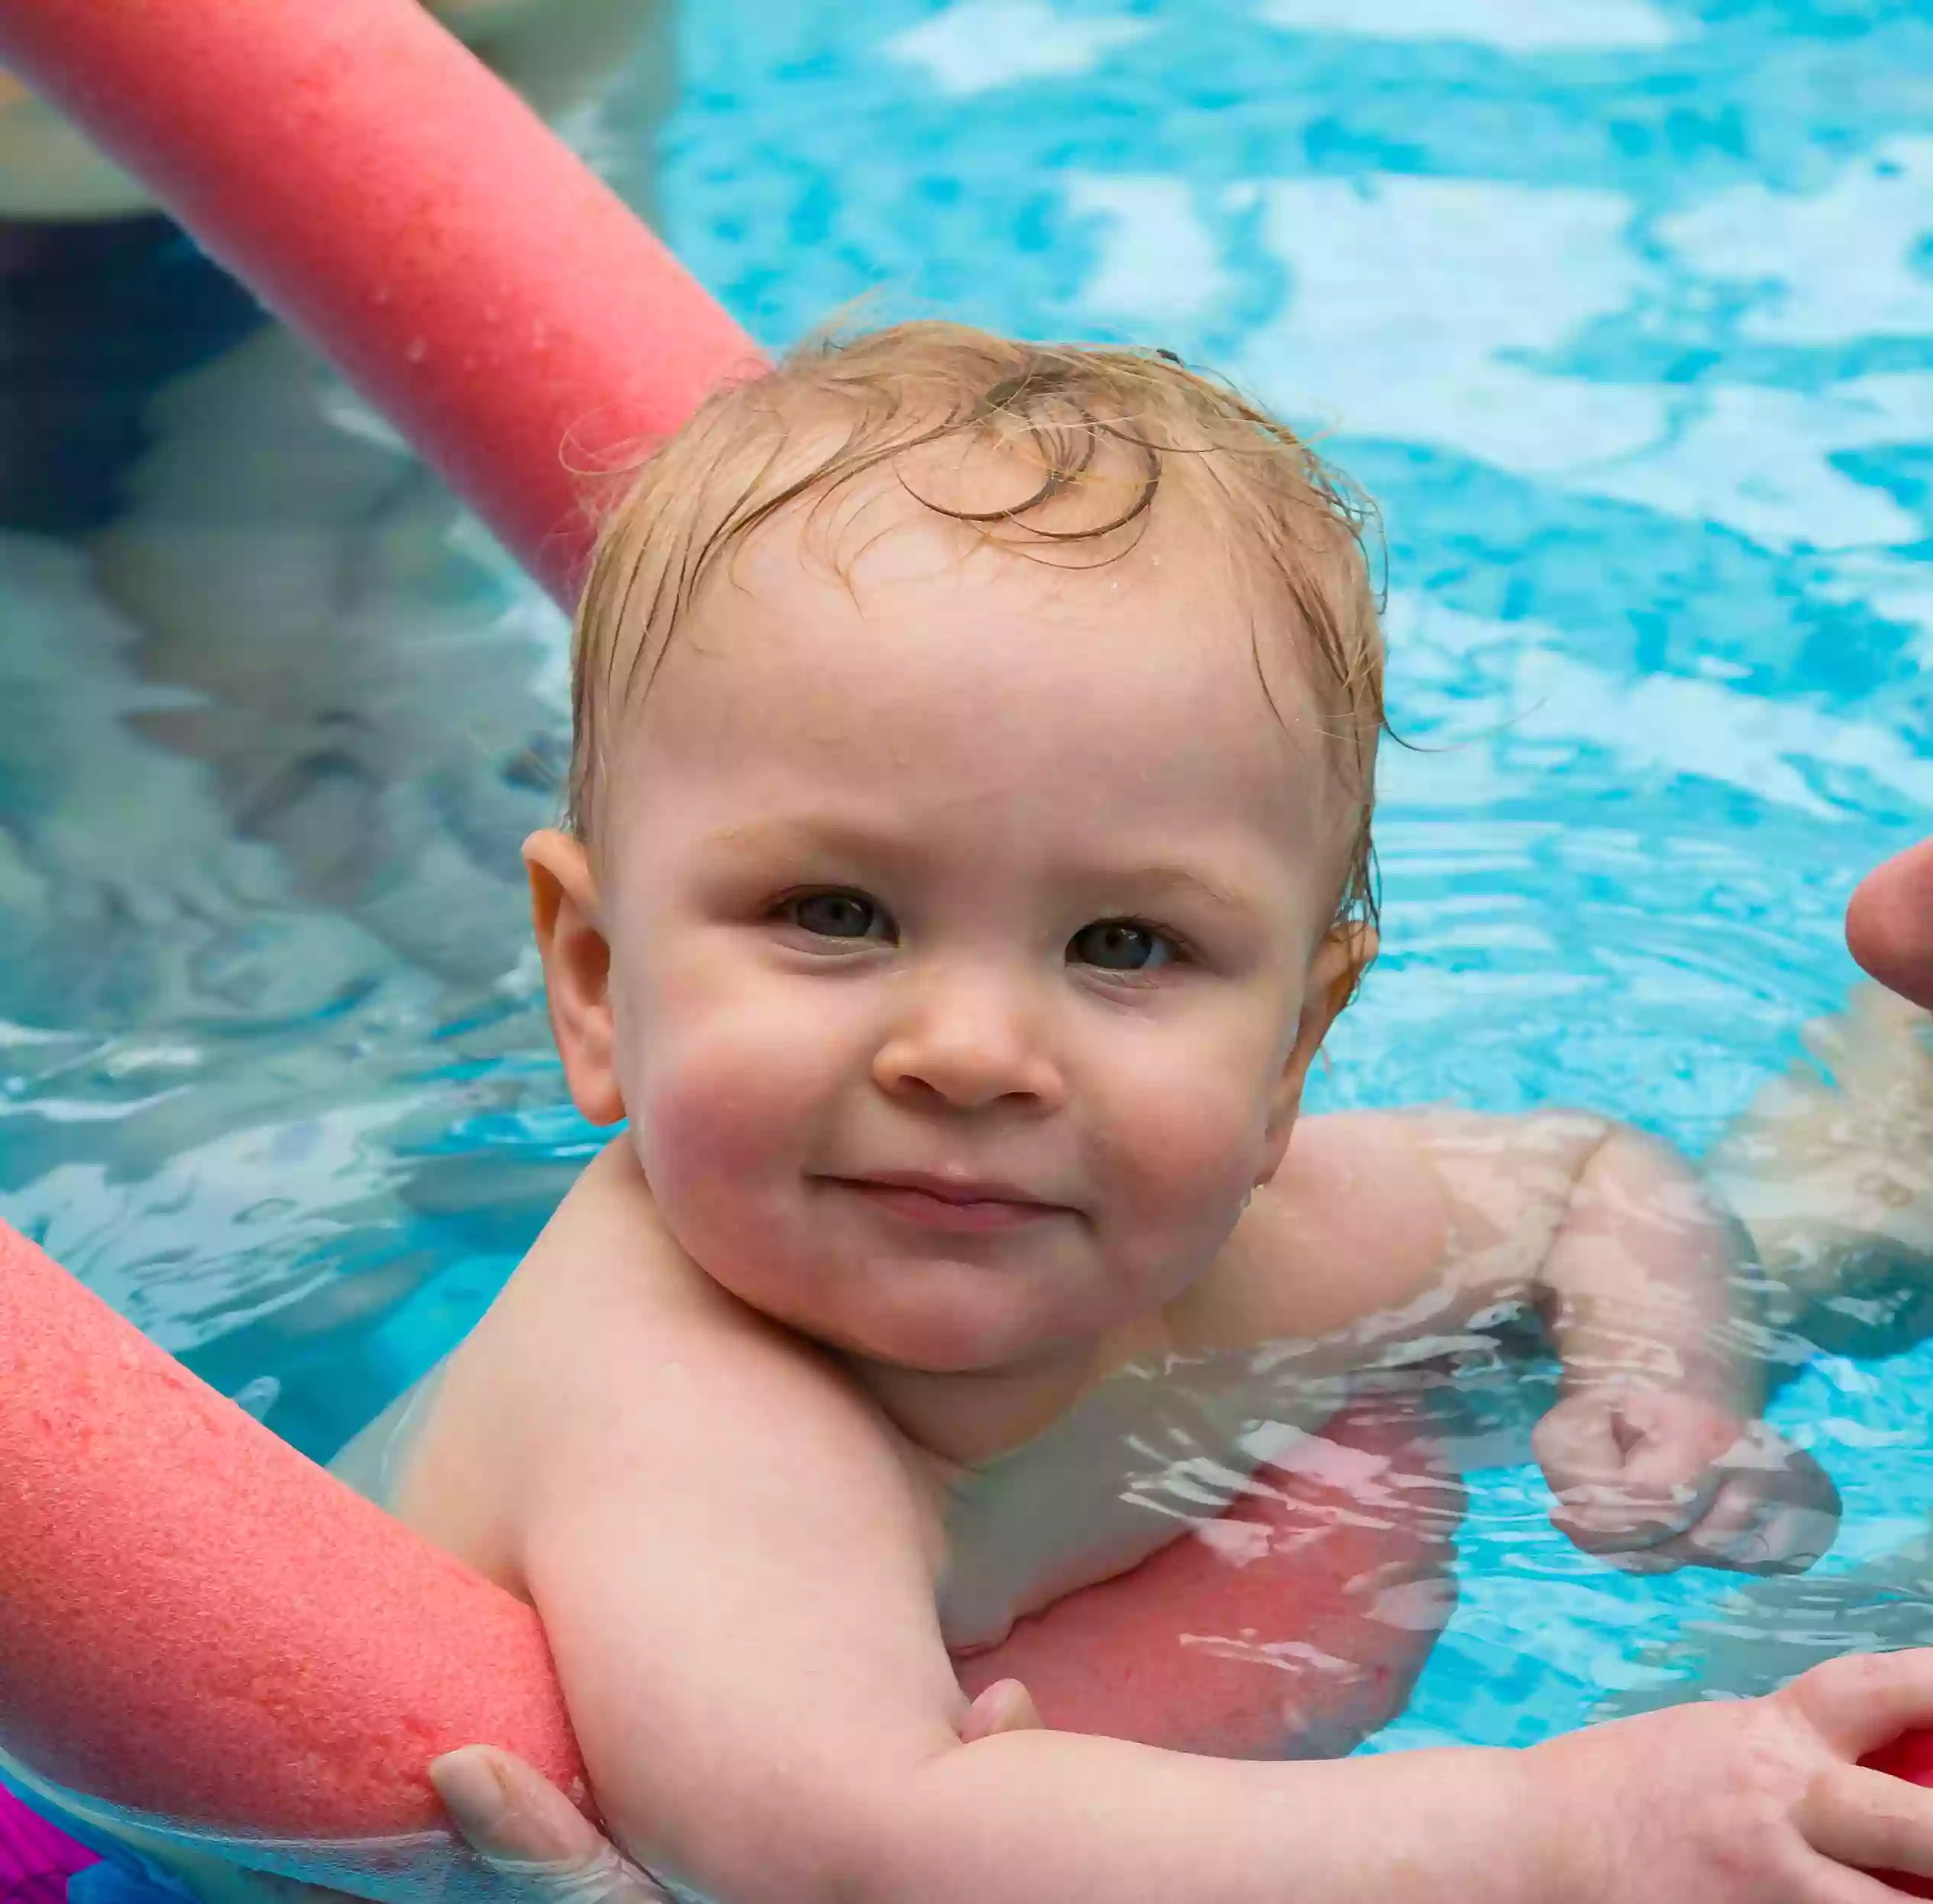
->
[821, 1172, 1072, 1233]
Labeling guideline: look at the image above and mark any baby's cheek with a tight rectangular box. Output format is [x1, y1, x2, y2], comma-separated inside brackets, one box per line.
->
[629, 1036, 822, 1311]
[640, 1030, 813, 1190]
[625, 949, 819, 1162]
[1102, 1064, 1259, 1232]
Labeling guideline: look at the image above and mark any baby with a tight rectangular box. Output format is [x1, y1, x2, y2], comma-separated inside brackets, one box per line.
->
[330, 323, 1933, 1903]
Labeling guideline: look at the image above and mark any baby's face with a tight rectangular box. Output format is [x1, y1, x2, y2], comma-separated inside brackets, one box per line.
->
[578, 491, 1360, 1374]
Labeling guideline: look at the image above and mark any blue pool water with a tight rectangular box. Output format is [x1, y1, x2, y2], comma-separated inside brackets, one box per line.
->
[2, 0, 1932, 1760]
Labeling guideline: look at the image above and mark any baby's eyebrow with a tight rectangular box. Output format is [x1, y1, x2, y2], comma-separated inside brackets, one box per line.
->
[1085, 863, 1260, 923]
[700, 816, 913, 865]
[705, 819, 1265, 921]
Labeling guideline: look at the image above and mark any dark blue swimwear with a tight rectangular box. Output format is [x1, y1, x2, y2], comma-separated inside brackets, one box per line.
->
[0, 214, 265, 536]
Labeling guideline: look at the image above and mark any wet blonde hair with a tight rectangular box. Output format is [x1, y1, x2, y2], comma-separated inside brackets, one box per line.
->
[567, 320, 1386, 935]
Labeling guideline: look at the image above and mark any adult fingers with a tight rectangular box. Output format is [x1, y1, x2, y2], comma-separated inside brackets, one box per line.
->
[1847, 839, 1933, 1010]
[1797, 1760, 1933, 1889]
[431, 1748, 671, 1904]
[1784, 1650, 1933, 1763]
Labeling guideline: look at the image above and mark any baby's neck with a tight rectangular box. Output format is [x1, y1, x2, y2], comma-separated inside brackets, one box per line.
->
[845, 1311, 1178, 1468]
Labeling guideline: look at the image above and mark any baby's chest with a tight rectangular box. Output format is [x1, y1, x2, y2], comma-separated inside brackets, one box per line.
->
[936, 1353, 1348, 1653]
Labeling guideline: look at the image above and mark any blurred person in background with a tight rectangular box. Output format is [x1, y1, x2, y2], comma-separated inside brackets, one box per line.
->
[0, 0, 670, 994]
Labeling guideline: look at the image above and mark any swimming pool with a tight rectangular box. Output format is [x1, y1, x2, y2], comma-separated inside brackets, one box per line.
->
[2, 0, 1931, 1769]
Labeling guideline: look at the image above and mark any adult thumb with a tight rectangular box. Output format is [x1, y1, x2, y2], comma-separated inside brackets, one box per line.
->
[431, 1748, 670, 1903]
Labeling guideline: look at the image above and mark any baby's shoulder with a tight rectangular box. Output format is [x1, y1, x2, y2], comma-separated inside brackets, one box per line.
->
[1167, 1110, 1471, 1351]
[350, 1140, 743, 1593]
[393, 1141, 910, 1575]
[1174, 1105, 1624, 1353]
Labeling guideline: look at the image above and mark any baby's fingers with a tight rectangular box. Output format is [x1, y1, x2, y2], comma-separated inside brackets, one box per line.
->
[432, 1748, 671, 1904]
[961, 1678, 1044, 1741]
[1534, 1395, 1721, 1550]
[1545, 1466, 1712, 1554]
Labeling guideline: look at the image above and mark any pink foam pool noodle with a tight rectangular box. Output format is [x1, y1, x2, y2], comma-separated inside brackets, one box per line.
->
[0, 1220, 588, 1837]
[0, 0, 762, 605]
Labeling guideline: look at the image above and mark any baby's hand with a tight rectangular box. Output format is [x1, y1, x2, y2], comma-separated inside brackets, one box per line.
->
[1529, 1650, 1933, 1900]
[1533, 1387, 1840, 1574]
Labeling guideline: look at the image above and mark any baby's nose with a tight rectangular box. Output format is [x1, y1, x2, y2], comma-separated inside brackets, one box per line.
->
[871, 971, 1066, 1111]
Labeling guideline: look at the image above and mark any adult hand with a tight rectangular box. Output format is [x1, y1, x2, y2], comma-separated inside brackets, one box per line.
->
[1848, 839, 1933, 1010]
[77, 1750, 674, 1904]
[427, 1676, 1042, 1901]
[421, 1678, 1045, 1901]
[61, 1749, 667, 1904]
[428, 1747, 668, 1903]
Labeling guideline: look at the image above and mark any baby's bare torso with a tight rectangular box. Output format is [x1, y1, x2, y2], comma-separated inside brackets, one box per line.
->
[331, 1345, 1347, 1647]
[328, 1111, 1515, 1647]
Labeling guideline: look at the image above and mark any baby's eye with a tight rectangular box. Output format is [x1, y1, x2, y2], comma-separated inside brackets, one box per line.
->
[785, 891, 891, 941]
[1068, 919, 1178, 973]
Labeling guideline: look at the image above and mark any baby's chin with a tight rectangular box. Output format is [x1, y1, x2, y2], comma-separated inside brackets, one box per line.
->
[748, 1269, 1104, 1379]
[806, 1302, 1080, 1378]
[670, 1201, 1127, 1374]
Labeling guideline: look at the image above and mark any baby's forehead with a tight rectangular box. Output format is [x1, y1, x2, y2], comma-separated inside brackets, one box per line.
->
[706, 446, 1281, 638]
[571, 337, 1382, 921]
[632, 493, 1350, 861]
[679, 481, 1290, 710]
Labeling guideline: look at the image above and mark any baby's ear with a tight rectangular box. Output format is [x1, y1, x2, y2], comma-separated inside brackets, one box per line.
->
[523, 829, 625, 1126]
[1259, 923, 1379, 1173]
[1308, 920, 1378, 1026]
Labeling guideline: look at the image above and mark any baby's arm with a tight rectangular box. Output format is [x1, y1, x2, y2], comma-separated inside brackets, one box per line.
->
[1506, 1118, 1797, 1560]
[1519, 1116, 1747, 1398]
[483, 1143, 1926, 1904]
[481, 1149, 1524, 1904]
[1242, 1111, 1835, 1571]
